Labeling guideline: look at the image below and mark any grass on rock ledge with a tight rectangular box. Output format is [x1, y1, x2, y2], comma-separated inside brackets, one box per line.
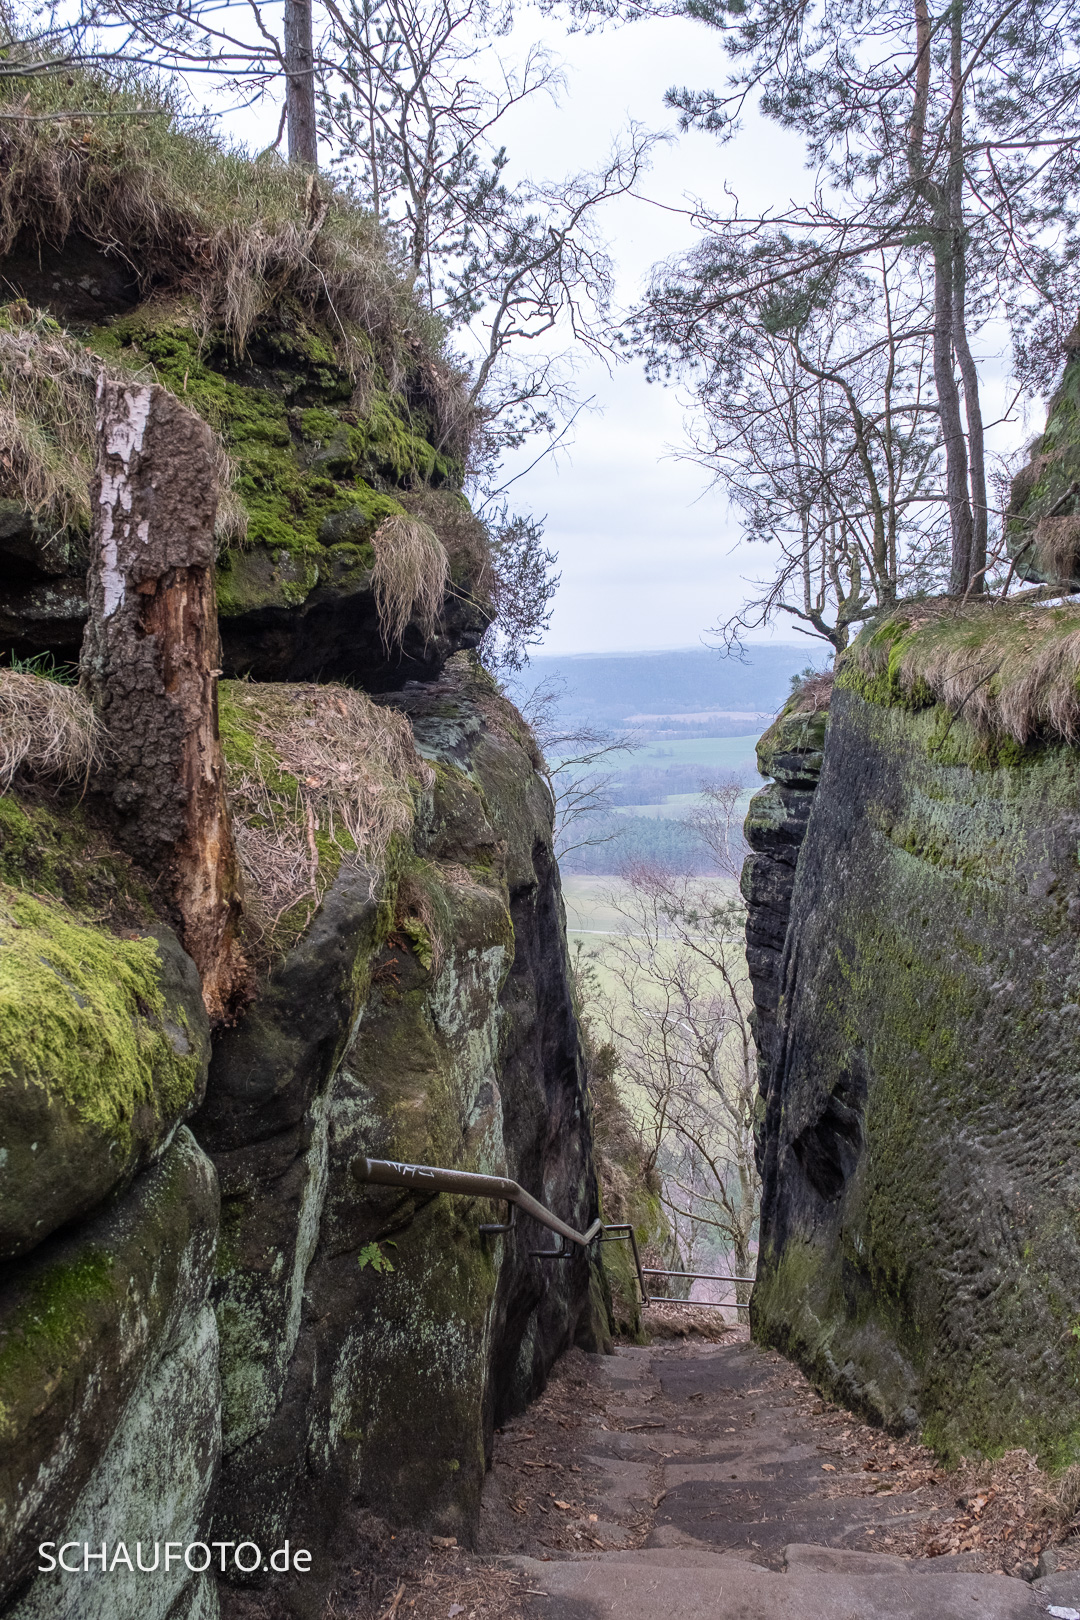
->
[0, 64, 459, 417]
[219, 681, 432, 961]
[844, 596, 1080, 745]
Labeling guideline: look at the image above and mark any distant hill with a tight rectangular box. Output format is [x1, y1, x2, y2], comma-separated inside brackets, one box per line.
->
[510, 644, 830, 737]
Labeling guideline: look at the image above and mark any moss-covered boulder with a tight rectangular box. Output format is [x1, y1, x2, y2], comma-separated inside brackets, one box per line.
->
[1007, 321, 1080, 588]
[0, 1128, 219, 1617]
[750, 645, 1080, 1463]
[0, 70, 491, 690]
[0, 791, 211, 1258]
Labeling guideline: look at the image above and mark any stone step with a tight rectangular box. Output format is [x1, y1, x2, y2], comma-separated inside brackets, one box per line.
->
[511, 1550, 1072, 1619]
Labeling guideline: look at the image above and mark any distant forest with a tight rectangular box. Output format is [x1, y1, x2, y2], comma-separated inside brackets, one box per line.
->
[512, 645, 824, 740]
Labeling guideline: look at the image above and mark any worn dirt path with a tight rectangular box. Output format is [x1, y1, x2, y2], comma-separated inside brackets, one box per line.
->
[471, 1332, 1080, 1620]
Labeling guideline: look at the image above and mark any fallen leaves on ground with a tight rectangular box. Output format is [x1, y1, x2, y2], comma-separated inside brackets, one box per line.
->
[774, 1370, 1080, 1576]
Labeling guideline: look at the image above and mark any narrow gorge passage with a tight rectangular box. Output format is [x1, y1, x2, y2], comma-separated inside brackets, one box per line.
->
[459, 1332, 1080, 1620]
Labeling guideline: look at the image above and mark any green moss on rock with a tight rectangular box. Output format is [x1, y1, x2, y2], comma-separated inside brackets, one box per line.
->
[89, 302, 460, 621]
[0, 1129, 218, 1605]
[0, 1250, 113, 1442]
[752, 682, 1080, 1464]
[0, 886, 200, 1147]
[0, 835, 211, 1260]
[0, 792, 153, 923]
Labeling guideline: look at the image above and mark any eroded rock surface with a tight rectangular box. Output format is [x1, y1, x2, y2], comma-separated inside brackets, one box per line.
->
[749, 674, 1080, 1460]
[741, 695, 828, 1148]
[191, 659, 604, 1618]
[0, 1128, 220, 1619]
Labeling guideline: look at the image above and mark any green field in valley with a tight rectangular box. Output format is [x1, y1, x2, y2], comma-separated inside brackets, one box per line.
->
[624, 734, 762, 770]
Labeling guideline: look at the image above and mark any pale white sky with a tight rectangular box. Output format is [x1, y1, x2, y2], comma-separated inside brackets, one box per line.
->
[215, 8, 1032, 656]
[465, 14, 813, 654]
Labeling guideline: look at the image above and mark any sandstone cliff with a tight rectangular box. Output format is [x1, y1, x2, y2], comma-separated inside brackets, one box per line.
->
[747, 603, 1080, 1466]
[0, 74, 607, 1620]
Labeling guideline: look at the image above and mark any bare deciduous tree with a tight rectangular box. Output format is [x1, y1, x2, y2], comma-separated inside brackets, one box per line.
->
[631, 0, 1080, 604]
[591, 786, 759, 1319]
[645, 253, 950, 650]
[517, 675, 636, 856]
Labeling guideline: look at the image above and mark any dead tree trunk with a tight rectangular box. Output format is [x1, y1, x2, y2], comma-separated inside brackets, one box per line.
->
[81, 378, 248, 1023]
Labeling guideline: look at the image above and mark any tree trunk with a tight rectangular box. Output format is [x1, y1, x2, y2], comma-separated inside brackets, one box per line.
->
[948, 4, 987, 593]
[285, 0, 318, 167]
[952, 258, 988, 593]
[911, 0, 976, 596]
[934, 237, 975, 595]
[81, 379, 248, 1024]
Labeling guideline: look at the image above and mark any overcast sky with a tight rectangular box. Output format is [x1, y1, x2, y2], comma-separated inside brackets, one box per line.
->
[219, 8, 1035, 657]
[468, 14, 813, 655]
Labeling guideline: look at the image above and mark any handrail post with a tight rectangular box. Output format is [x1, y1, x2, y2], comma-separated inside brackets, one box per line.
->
[479, 1201, 515, 1239]
[600, 1223, 650, 1307]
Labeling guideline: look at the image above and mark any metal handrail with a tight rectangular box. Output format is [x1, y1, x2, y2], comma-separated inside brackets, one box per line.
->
[353, 1157, 603, 1248]
[600, 1221, 650, 1306]
[352, 1156, 754, 1313]
[643, 1268, 756, 1285]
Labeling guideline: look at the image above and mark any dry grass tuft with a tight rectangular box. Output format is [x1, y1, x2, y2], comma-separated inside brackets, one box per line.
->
[0, 668, 103, 789]
[1052, 1463, 1080, 1524]
[0, 66, 471, 461]
[849, 596, 1080, 743]
[221, 681, 431, 954]
[371, 516, 449, 649]
[0, 301, 245, 542]
[1035, 514, 1080, 582]
[789, 669, 834, 713]
[400, 489, 493, 594]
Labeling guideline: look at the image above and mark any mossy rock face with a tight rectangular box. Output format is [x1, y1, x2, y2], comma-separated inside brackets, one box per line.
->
[0, 1129, 219, 1610]
[596, 1169, 664, 1342]
[752, 684, 1080, 1463]
[7, 1304, 221, 1620]
[0, 291, 490, 689]
[756, 701, 829, 786]
[195, 659, 603, 1610]
[1007, 325, 1080, 588]
[0, 839, 210, 1257]
[0, 500, 78, 580]
[742, 702, 829, 1118]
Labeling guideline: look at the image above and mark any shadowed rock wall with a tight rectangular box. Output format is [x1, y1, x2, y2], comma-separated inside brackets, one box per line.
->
[741, 697, 828, 1154]
[192, 659, 604, 1619]
[0, 168, 600, 1619]
[749, 676, 1080, 1463]
[1, 661, 604, 1620]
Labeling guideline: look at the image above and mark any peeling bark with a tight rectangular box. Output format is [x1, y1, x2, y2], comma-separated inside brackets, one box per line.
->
[81, 378, 248, 1022]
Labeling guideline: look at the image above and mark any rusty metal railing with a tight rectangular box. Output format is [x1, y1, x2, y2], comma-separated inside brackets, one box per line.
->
[352, 1156, 754, 1310]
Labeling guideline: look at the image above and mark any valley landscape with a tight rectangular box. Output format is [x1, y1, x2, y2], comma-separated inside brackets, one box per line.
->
[3, 3, 1080, 1619]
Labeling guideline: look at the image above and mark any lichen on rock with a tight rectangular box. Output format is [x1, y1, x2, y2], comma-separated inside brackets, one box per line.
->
[0, 1128, 219, 1612]
[195, 658, 604, 1612]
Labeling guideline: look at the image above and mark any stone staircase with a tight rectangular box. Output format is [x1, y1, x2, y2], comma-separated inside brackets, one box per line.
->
[512, 1544, 1071, 1618]
[480, 1338, 1080, 1620]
